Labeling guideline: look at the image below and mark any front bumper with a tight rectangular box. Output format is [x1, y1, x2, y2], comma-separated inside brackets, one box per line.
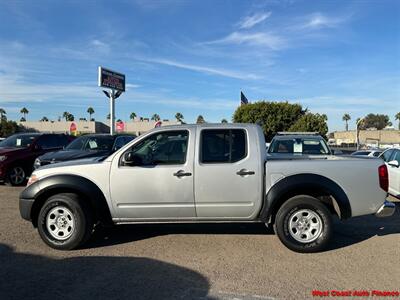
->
[19, 198, 35, 221]
[375, 200, 396, 218]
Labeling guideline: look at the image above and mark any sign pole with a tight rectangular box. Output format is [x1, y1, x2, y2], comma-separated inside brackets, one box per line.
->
[110, 89, 115, 135]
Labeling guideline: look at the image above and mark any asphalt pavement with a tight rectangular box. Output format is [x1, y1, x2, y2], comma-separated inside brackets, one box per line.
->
[0, 186, 399, 299]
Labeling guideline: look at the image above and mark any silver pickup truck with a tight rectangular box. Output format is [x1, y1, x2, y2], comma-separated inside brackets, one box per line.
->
[19, 124, 395, 252]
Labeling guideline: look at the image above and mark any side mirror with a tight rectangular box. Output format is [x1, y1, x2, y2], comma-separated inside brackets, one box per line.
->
[388, 160, 399, 168]
[121, 152, 142, 166]
[33, 144, 42, 151]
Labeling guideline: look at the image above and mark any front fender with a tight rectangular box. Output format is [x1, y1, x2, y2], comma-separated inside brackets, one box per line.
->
[20, 174, 112, 226]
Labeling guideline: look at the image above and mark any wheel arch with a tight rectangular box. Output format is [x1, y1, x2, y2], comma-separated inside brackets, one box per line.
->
[22, 174, 112, 227]
[260, 173, 352, 223]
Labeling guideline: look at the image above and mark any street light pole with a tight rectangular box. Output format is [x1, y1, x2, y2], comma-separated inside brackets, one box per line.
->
[109, 89, 115, 135]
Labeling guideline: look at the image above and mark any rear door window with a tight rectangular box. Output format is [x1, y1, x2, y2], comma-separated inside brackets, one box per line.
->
[200, 129, 247, 163]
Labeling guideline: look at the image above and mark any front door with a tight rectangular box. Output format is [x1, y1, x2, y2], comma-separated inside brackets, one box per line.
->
[388, 149, 400, 197]
[110, 129, 196, 220]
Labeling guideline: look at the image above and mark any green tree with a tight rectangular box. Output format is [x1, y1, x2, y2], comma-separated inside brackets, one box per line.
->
[20, 107, 29, 120]
[221, 118, 228, 123]
[151, 114, 160, 121]
[41, 116, 49, 122]
[342, 113, 351, 131]
[360, 113, 391, 130]
[106, 114, 110, 120]
[20, 117, 26, 122]
[289, 113, 328, 136]
[62, 111, 70, 121]
[233, 101, 305, 141]
[0, 108, 6, 121]
[87, 107, 94, 120]
[116, 119, 122, 123]
[0, 119, 20, 137]
[395, 112, 400, 130]
[67, 114, 74, 121]
[175, 112, 184, 123]
[196, 115, 205, 124]
[130, 112, 137, 121]
[79, 117, 87, 121]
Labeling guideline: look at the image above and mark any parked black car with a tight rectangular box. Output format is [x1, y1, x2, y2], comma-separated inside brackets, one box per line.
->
[34, 134, 136, 169]
[0, 133, 74, 185]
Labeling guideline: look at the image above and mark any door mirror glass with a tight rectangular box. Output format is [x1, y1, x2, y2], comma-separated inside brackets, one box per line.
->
[388, 160, 399, 168]
[121, 151, 143, 166]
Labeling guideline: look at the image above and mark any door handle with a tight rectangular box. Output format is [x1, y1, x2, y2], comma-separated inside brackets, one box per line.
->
[236, 169, 255, 176]
[173, 170, 192, 177]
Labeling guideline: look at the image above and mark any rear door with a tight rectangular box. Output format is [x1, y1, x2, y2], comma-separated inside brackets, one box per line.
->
[194, 127, 262, 219]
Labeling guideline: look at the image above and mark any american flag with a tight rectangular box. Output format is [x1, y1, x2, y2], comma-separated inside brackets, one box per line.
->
[240, 91, 248, 105]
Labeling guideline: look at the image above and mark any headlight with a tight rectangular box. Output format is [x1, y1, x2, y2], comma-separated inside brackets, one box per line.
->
[0, 155, 7, 162]
[27, 174, 38, 186]
[33, 158, 41, 169]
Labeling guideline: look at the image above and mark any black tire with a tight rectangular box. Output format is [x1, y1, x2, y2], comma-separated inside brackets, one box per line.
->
[5, 166, 27, 186]
[37, 193, 93, 250]
[274, 195, 332, 253]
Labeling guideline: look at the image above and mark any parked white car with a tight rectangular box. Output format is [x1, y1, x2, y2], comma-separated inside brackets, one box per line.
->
[351, 150, 383, 157]
[380, 147, 400, 198]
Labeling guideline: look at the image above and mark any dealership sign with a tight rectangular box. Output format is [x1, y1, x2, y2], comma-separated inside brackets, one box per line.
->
[98, 66, 125, 92]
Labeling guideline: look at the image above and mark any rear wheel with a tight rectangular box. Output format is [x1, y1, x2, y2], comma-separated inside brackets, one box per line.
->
[6, 166, 26, 186]
[274, 195, 332, 253]
[37, 193, 93, 250]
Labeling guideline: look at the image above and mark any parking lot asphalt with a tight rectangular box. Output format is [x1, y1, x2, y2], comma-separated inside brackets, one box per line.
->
[0, 186, 399, 300]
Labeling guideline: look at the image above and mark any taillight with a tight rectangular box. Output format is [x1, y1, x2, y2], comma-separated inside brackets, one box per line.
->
[378, 164, 388, 192]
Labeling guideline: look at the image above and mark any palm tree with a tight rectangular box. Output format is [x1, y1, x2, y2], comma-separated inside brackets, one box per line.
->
[20, 117, 26, 122]
[196, 115, 205, 124]
[221, 118, 228, 123]
[106, 114, 110, 120]
[87, 107, 95, 121]
[130, 112, 137, 121]
[20, 107, 29, 120]
[342, 114, 351, 131]
[41, 116, 49, 122]
[62, 111, 70, 121]
[151, 114, 160, 121]
[175, 112, 184, 122]
[395, 112, 400, 130]
[0, 108, 6, 121]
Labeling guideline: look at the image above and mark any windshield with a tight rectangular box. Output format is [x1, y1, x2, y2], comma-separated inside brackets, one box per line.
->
[268, 138, 330, 155]
[66, 136, 114, 151]
[0, 134, 39, 148]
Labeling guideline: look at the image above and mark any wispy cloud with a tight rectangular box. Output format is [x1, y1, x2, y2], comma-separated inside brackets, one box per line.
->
[205, 31, 285, 50]
[238, 12, 272, 29]
[141, 57, 260, 80]
[301, 13, 347, 29]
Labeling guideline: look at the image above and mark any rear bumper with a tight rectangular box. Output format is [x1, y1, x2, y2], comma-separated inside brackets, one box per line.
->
[19, 198, 35, 221]
[375, 200, 396, 218]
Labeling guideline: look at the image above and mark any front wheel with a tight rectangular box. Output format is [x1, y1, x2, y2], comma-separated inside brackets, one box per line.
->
[274, 195, 333, 253]
[37, 193, 93, 250]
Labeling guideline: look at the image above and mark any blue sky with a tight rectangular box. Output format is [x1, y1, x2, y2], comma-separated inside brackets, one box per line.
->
[0, 0, 399, 131]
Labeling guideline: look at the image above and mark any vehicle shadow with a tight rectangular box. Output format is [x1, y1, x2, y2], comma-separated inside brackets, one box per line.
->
[86, 203, 400, 252]
[328, 202, 400, 251]
[0, 244, 213, 300]
[87, 222, 272, 249]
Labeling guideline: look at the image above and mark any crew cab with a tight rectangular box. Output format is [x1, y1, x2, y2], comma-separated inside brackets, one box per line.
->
[19, 124, 395, 252]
